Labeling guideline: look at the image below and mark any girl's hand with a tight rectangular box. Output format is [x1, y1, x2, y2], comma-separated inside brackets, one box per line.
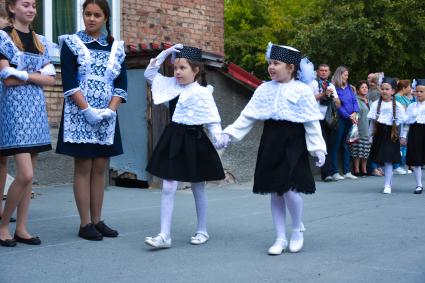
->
[153, 44, 184, 66]
[314, 151, 326, 167]
[1, 67, 28, 81]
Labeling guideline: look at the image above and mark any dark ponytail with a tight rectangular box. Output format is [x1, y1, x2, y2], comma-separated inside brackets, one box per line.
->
[105, 17, 114, 44]
[391, 96, 398, 142]
[374, 96, 383, 136]
[83, 0, 114, 44]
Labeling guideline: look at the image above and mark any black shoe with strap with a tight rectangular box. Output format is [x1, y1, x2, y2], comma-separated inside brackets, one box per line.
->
[414, 186, 423, 194]
[94, 221, 119, 237]
[14, 233, 41, 245]
[79, 223, 103, 241]
[0, 238, 16, 247]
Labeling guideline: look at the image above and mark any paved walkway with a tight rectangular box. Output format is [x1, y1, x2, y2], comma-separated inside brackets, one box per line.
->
[0, 173, 424, 283]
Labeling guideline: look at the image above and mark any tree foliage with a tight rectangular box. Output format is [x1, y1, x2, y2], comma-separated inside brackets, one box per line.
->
[225, 0, 425, 82]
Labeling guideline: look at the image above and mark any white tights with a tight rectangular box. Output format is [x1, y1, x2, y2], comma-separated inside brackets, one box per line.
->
[160, 180, 207, 238]
[384, 163, 393, 187]
[414, 166, 422, 187]
[271, 190, 304, 241]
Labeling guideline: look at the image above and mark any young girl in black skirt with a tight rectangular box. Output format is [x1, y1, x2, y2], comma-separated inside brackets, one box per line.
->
[144, 44, 225, 249]
[219, 43, 326, 255]
[400, 79, 425, 194]
[56, 0, 127, 240]
[368, 77, 406, 194]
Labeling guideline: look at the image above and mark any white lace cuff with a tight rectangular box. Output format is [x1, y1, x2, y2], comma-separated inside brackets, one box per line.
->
[64, 87, 81, 98]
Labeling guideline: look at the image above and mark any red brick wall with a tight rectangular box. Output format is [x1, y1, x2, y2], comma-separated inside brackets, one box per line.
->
[122, 0, 224, 55]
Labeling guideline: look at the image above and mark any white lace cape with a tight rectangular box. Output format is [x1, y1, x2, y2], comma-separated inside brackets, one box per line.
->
[152, 75, 221, 125]
[241, 80, 322, 122]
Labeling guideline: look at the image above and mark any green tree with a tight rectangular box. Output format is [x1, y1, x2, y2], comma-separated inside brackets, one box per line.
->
[224, 0, 316, 79]
[225, 0, 425, 82]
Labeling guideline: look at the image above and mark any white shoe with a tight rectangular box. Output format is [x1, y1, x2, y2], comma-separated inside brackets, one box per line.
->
[268, 238, 288, 255]
[406, 169, 413, 174]
[393, 167, 407, 175]
[383, 185, 392, 194]
[289, 229, 304, 253]
[145, 234, 171, 249]
[332, 173, 345, 181]
[344, 172, 358, 179]
[324, 176, 334, 182]
[190, 232, 209, 245]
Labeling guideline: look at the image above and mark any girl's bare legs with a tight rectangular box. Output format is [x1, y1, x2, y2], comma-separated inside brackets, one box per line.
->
[73, 158, 92, 226]
[90, 157, 108, 224]
[353, 157, 360, 174]
[0, 153, 34, 240]
[0, 156, 8, 217]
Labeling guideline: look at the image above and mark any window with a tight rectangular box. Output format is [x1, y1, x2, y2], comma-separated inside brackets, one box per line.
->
[33, 0, 120, 43]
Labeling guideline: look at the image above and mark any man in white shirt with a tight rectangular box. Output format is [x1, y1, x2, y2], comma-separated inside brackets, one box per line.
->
[309, 64, 341, 181]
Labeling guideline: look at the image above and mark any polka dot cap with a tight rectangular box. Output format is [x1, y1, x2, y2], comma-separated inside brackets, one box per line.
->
[381, 77, 397, 89]
[270, 44, 301, 65]
[415, 79, 425, 87]
[175, 46, 203, 62]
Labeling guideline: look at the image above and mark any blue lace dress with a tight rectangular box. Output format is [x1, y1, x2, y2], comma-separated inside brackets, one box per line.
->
[0, 27, 53, 156]
[56, 31, 127, 158]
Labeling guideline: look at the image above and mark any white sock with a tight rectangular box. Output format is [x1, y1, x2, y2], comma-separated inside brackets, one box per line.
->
[270, 193, 287, 240]
[384, 163, 393, 187]
[284, 190, 303, 241]
[191, 182, 207, 234]
[414, 166, 422, 187]
[160, 180, 178, 238]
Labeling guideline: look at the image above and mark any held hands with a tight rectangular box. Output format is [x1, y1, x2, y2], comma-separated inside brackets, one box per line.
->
[1, 67, 29, 81]
[155, 43, 184, 66]
[314, 151, 326, 167]
[213, 133, 231, 150]
[98, 108, 117, 120]
[81, 106, 103, 125]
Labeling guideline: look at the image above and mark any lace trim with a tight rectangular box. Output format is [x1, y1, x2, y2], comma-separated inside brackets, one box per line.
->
[113, 88, 128, 102]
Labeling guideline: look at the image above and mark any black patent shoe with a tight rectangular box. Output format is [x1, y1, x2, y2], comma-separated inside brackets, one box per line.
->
[94, 221, 119, 237]
[414, 186, 423, 194]
[0, 238, 16, 247]
[14, 233, 41, 245]
[78, 223, 103, 241]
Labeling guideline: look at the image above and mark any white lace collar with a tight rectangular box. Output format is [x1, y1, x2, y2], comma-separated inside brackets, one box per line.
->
[77, 30, 109, 46]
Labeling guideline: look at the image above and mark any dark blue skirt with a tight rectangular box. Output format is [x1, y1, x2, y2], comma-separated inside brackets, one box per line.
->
[56, 113, 123, 158]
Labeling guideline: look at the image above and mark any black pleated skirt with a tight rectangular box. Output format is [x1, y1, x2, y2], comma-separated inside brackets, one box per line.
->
[369, 123, 401, 163]
[253, 119, 315, 195]
[146, 122, 225, 182]
[406, 123, 425, 166]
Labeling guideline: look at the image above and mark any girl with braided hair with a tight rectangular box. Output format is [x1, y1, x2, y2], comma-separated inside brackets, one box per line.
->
[368, 77, 406, 194]
[56, 0, 128, 241]
[0, 0, 56, 247]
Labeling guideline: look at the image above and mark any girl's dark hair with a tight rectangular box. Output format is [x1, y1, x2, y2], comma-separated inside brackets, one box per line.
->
[356, 80, 369, 92]
[83, 0, 114, 44]
[374, 95, 398, 142]
[5, 0, 44, 54]
[0, 3, 8, 18]
[186, 59, 207, 86]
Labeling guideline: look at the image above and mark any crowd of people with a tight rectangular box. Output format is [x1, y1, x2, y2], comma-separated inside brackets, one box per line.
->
[310, 65, 421, 184]
[0, 0, 424, 260]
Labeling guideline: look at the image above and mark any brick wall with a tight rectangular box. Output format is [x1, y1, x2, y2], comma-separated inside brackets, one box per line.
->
[122, 0, 224, 55]
[44, 65, 64, 128]
[0, 1, 225, 126]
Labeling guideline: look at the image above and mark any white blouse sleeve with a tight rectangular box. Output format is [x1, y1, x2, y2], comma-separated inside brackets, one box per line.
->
[144, 59, 161, 84]
[223, 114, 257, 142]
[303, 120, 327, 154]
